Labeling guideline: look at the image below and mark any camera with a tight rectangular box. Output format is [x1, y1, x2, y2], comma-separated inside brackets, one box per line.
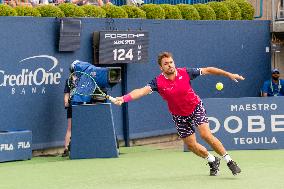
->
[70, 60, 121, 88]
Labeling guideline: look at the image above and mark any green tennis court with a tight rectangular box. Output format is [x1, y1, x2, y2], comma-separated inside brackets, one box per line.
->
[0, 146, 283, 189]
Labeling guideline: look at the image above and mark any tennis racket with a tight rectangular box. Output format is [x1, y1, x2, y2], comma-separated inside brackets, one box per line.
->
[68, 71, 117, 103]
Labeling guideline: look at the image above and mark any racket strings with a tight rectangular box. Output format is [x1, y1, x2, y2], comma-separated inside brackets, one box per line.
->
[68, 71, 108, 98]
[68, 71, 97, 96]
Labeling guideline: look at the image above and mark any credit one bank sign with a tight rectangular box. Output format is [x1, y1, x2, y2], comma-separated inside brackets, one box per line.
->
[202, 97, 284, 150]
[0, 55, 62, 95]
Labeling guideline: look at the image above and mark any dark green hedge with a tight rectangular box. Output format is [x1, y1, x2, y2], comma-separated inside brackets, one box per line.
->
[121, 5, 146, 19]
[208, 2, 230, 20]
[228, 0, 254, 20]
[0, 4, 17, 16]
[176, 4, 200, 20]
[223, 0, 242, 20]
[81, 4, 106, 18]
[58, 3, 85, 17]
[102, 4, 128, 18]
[141, 4, 165, 19]
[160, 4, 182, 19]
[36, 5, 65, 17]
[0, 2, 255, 20]
[15, 6, 41, 17]
[193, 4, 216, 20]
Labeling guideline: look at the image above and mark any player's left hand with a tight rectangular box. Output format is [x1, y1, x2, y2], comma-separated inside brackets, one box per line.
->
[229, 74, 245, 82]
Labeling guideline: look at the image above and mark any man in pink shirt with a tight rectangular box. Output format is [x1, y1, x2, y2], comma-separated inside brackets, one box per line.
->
[114, 52, 244, 176]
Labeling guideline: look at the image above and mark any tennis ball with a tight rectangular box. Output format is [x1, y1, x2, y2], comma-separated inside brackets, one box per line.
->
[216, 82, 223, 91]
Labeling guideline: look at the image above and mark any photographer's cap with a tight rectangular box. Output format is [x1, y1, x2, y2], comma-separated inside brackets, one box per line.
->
[272, 69, 280, 74]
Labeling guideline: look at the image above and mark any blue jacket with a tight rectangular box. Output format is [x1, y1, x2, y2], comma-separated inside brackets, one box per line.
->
[262, 79, 284, 96]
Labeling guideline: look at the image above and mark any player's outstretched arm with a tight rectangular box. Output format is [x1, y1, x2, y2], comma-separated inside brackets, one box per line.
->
[201, 67, 245, 82]
[113, 86, 152, 106]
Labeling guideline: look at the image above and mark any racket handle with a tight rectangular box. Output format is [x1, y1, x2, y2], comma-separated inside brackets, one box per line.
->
[106, 95, 117, 103]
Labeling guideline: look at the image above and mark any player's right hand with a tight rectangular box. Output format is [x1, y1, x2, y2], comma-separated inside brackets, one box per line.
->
[113, 97, 124, 106]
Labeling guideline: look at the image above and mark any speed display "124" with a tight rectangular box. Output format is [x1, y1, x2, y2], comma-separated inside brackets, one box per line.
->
[98, 31, 149, 64]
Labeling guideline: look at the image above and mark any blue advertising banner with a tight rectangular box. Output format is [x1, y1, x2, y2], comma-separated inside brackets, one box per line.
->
[0, 130, 32, 162]
[196, 97, 284, 150]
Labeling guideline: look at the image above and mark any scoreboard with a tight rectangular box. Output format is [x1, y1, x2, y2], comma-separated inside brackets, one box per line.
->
[96, 30, 149, 64]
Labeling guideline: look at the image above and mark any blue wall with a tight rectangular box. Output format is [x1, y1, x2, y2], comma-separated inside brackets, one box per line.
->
[0, 17, 270, 148]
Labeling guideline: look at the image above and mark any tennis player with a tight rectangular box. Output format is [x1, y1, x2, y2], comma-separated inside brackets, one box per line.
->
[114, 52, 244, 176]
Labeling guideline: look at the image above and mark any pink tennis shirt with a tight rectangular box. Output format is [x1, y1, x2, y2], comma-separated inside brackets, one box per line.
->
[148, 67, 201, 116]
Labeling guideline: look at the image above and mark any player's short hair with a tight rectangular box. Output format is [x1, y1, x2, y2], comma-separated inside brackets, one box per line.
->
[158, 52, 173, 66]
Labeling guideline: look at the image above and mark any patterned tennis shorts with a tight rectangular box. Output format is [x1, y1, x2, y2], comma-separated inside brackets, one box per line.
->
[172, 101, 208, 138]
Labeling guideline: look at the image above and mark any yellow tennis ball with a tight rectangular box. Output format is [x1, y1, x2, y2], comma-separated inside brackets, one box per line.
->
[216, 82, 223, 91]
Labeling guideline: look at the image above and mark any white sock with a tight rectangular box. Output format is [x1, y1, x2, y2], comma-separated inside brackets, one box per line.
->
[222, 153, 232, 163]
[206, 153, 215, 163]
